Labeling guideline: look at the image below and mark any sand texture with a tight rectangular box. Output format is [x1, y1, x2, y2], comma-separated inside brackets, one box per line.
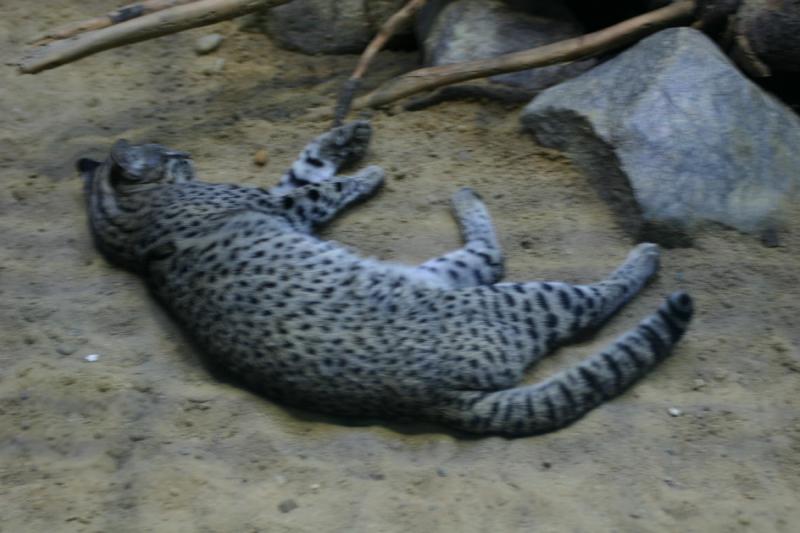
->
[1, 2, 799, 531]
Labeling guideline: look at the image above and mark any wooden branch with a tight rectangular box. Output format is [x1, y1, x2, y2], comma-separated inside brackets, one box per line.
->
[30, 0, 201, 45]
[333, 0, 428, 126]
[353, 0, 427, 80]
[351, 0, 696, 110]
[729, 32, 771, 77]
[18, 0, 290, 74]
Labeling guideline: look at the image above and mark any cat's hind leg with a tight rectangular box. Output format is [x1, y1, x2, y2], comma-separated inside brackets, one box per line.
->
[571, 242, 662, 333]
[484, 243, 662, 362]
[416, 188, 504, 288]
[431, 291, 693, 436]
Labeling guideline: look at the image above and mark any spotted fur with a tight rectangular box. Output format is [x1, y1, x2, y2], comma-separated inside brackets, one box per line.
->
[80, 121, 693, 436]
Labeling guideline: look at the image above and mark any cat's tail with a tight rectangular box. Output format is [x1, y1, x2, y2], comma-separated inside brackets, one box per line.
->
[432, 292, 694, 436]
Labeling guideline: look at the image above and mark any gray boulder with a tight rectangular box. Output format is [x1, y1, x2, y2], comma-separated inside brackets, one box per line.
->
[259, 0, 407, 55]
[521, 27, 800, 245]
[418, 0, 595, 96]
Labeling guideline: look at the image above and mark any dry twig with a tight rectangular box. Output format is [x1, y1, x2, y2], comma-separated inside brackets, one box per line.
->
[349, 0, 696, 111]
[30, 0, 200, 45]
[18, 0, 289, 74]
[333, 0, 428, 126]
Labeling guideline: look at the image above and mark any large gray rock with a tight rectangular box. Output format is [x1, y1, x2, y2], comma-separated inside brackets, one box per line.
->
[418, 0, 595, 96]
[260, 0, 406, 55]
[522, 27, 800, 245]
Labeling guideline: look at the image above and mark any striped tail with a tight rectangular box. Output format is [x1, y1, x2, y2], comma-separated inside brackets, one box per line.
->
[433, 292, 694, 436]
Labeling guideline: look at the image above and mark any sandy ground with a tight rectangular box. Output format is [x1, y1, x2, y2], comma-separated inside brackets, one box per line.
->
[2, 2, 800, 532]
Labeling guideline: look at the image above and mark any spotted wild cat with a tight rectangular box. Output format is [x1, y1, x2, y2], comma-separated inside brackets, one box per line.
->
[78, 121, 693, 436]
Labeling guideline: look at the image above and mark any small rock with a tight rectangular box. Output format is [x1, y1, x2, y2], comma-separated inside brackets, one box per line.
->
[668, 407, 683, 417]
[309, 483, 321, 491]
[195, 33, 223, 55]
[200, 58, 226, 75]
[187, 396, 212, 404]
[713, 369, 729, 382]
[253, 148, 269, 166]
[692, 378, 707, 390]
[84, 353, 100, 362]
[436, 468, 447, 477]
[278, 499, 298, 513]
[169, 487, 180, 497]
[760, 227, 781, 247]
[56, 344, 76, 356]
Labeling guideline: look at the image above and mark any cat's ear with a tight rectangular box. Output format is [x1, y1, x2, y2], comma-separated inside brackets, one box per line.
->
[76, 157, 101, 183]
[77, 157, 102, 191]
[164, 153, 196, 183]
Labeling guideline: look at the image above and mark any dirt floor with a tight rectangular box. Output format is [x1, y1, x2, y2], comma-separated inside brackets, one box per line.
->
[2, 2, 799, 532]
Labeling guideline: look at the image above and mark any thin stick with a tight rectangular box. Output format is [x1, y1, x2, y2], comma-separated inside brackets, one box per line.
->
[18, 0, 290, 74]
[333, 0, 428, 126]
[351, 0, 696, 111]
[30, 0, 201, 45]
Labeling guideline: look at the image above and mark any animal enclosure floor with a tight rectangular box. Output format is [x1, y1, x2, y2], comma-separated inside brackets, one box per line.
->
[1, 2, 799, 531]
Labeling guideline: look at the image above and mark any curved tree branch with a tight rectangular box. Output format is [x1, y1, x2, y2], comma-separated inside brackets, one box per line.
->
[18, 0, 289, 74]
[333, 0, 428, 126]
[350, 0, 696, 111]
[30, 0, 201, 45]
